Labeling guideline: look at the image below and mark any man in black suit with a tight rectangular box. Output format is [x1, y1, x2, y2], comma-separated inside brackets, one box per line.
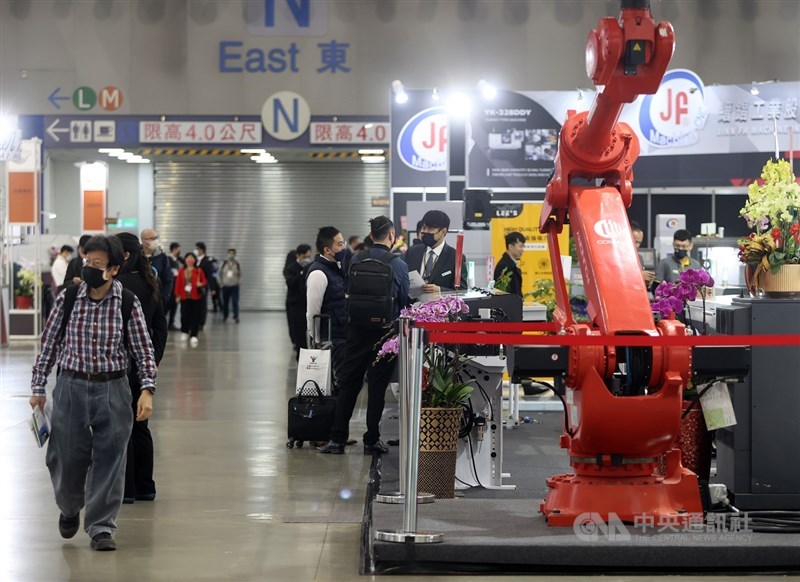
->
[404, 210, 468, 293]
[494, 231, 525, 296]
[195, 242, 215, 329]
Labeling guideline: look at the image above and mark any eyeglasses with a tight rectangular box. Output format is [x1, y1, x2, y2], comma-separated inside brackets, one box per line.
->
[85, 259, 109, 269]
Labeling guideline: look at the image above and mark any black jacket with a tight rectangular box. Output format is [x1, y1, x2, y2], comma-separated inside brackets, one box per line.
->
[403, 242, 468, 291]
[198, 256, 217, 293]
[305, 255, 347, 341]
[149, 253, 175, 306]
[62, 257, 83, 290]
[117, 272, 168, 365]
[494, 252, 523, 297]
[284, 260, 307, 308]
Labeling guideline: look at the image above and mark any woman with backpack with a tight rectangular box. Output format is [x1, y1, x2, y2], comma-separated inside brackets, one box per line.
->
[116, 232, 168, 504]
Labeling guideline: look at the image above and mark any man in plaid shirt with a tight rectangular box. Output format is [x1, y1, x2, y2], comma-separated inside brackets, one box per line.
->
[29, 235, 157, 551]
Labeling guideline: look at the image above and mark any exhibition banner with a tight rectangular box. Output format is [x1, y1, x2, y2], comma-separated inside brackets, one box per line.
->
[490, 203, 570, 298]
[466, 72, 800, 190]
[8, 172, 37, 224]
[391, 89, 448, 189]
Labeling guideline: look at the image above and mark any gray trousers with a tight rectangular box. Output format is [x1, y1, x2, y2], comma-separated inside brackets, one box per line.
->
[46, 374, 134, 538]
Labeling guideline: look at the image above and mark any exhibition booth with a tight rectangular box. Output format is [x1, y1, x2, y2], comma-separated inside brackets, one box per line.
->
[353, 0, 800, 574]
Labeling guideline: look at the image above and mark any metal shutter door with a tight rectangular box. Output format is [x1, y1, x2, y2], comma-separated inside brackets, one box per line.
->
[154, 162, 387, 310]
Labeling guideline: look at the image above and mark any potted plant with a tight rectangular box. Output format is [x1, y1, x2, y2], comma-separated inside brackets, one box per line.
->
[378, 296, 474, 498]
[650, 269, 716, 480]
[738, 158, 800, 297]
[525, 278, 589, 322]
[14, 268, 38, 309]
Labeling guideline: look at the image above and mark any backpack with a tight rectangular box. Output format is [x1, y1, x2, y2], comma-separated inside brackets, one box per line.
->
[346, 251, 398, 329]
[60, 284, 136, 348]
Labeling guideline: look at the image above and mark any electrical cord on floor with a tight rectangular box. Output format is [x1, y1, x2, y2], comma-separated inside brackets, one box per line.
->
[712, 506, 800, 533]
[530, 380, 574, 438]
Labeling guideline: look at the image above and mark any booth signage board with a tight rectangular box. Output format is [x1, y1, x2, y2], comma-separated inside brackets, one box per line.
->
[465, 73, 800, 190]
[8, 172, 37, 224]
[490, 203, 570, 297]
[391, 89, 448, 189]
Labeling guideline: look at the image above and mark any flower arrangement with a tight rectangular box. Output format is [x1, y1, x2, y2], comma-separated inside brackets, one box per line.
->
[15, 268, 40, 298]
[651, 269, 714, 333]
[738, 159, 800, 286]
[377, 296, 474, 409]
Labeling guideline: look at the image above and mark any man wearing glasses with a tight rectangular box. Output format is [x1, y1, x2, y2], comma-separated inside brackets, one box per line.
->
[29, 235, 157, 552]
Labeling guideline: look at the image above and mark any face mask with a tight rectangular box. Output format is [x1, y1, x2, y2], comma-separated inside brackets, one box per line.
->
[333, 249, 347, 263]
[82, 266, 108, 289]
[673, 249, 688, 260]
[421, 232, 438, 248]
[195, 248, 202, 256]
[228, 255, 235, 261]
[299, 256, 313, 267]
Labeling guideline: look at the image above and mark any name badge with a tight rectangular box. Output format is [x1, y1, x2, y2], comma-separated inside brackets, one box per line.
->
[441, 270, 452, 277]
[185, 284, 192, 293]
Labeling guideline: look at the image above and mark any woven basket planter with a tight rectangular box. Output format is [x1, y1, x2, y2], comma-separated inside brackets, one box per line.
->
[418, 407, 461, 499]
[757, 264, 800, 298]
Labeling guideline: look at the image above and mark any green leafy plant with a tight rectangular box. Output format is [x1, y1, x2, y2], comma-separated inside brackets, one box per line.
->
[525, 278, 589, 322]
[424, 345, 474, 408]
[493, 267, 513, 293]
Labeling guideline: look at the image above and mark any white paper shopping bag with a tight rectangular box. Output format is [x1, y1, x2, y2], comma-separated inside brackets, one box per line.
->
[296, 348, 332, 396]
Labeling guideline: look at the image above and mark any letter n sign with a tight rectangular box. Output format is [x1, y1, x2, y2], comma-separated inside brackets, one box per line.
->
[261, 91, 311, 141]
[247, 0, 328, 37]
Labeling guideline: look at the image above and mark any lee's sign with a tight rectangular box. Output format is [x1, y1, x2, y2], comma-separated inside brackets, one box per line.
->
[139, 121, 262, 144]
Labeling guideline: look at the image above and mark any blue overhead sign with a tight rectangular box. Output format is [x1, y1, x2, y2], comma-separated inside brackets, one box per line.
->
[21, 115, 389, 149]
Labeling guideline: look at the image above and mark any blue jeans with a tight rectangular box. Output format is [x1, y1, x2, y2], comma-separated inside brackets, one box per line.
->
[222, 285, 240, 320]
[46, 374, 133, 538]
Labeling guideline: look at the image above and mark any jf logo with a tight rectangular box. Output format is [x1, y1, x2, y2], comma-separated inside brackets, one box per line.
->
[397, 107, 448, 172]
[639, 69, 708, 148]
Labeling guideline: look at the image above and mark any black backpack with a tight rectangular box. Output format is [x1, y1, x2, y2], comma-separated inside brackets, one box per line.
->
[347, 251, 398, 329]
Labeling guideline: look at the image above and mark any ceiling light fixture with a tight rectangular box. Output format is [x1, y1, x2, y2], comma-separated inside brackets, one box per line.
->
[361, 155, 386, 164]
[478, 80, 497, 100]
[358, 149, 384, 155]
[392, 80, 408, 104]
[241, 148, 266, 154]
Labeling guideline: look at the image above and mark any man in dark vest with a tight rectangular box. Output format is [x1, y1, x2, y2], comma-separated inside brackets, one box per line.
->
[305, 226, 348, 393]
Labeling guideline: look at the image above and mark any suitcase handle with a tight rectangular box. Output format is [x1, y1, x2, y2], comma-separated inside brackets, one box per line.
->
[298, 380, 325, 398]
[312, 314, 333, 348]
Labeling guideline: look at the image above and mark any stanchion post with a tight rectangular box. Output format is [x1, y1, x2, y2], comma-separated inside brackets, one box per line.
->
[375, 325, 442, 544]
[375, 318, 434, 505]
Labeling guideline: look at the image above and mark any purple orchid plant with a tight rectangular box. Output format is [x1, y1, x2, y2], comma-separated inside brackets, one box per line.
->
[378, 296, 470, 357]
[651, 269, 715, 333]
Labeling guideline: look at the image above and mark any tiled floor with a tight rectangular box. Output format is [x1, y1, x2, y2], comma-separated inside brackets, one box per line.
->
[0, 312, 796, 581]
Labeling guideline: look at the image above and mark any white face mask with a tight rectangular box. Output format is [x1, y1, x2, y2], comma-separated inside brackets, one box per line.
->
[195, 248, 202, 256]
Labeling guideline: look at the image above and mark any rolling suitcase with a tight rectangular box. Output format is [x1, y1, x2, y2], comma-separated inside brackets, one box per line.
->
[286, 380, 337, 449]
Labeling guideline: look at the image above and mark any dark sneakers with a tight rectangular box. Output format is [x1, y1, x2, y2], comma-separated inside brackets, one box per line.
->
[58, 513, 80, 539]
[364, 440, 389, 455]
[90, 532, 117, 551]
[316, 441, 345, 454]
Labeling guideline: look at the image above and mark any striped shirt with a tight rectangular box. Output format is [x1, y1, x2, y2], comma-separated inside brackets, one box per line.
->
[31, 280, 157, 395]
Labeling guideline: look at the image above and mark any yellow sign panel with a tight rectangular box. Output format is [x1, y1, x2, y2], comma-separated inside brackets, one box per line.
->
[633, 42, 642, 52]
[490, 203, 570, 298]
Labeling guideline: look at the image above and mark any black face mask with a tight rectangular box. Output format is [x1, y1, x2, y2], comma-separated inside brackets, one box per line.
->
[421, 233, 439, 248]
[82, 266, 109, 289]
[673, 249, 688, 260]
